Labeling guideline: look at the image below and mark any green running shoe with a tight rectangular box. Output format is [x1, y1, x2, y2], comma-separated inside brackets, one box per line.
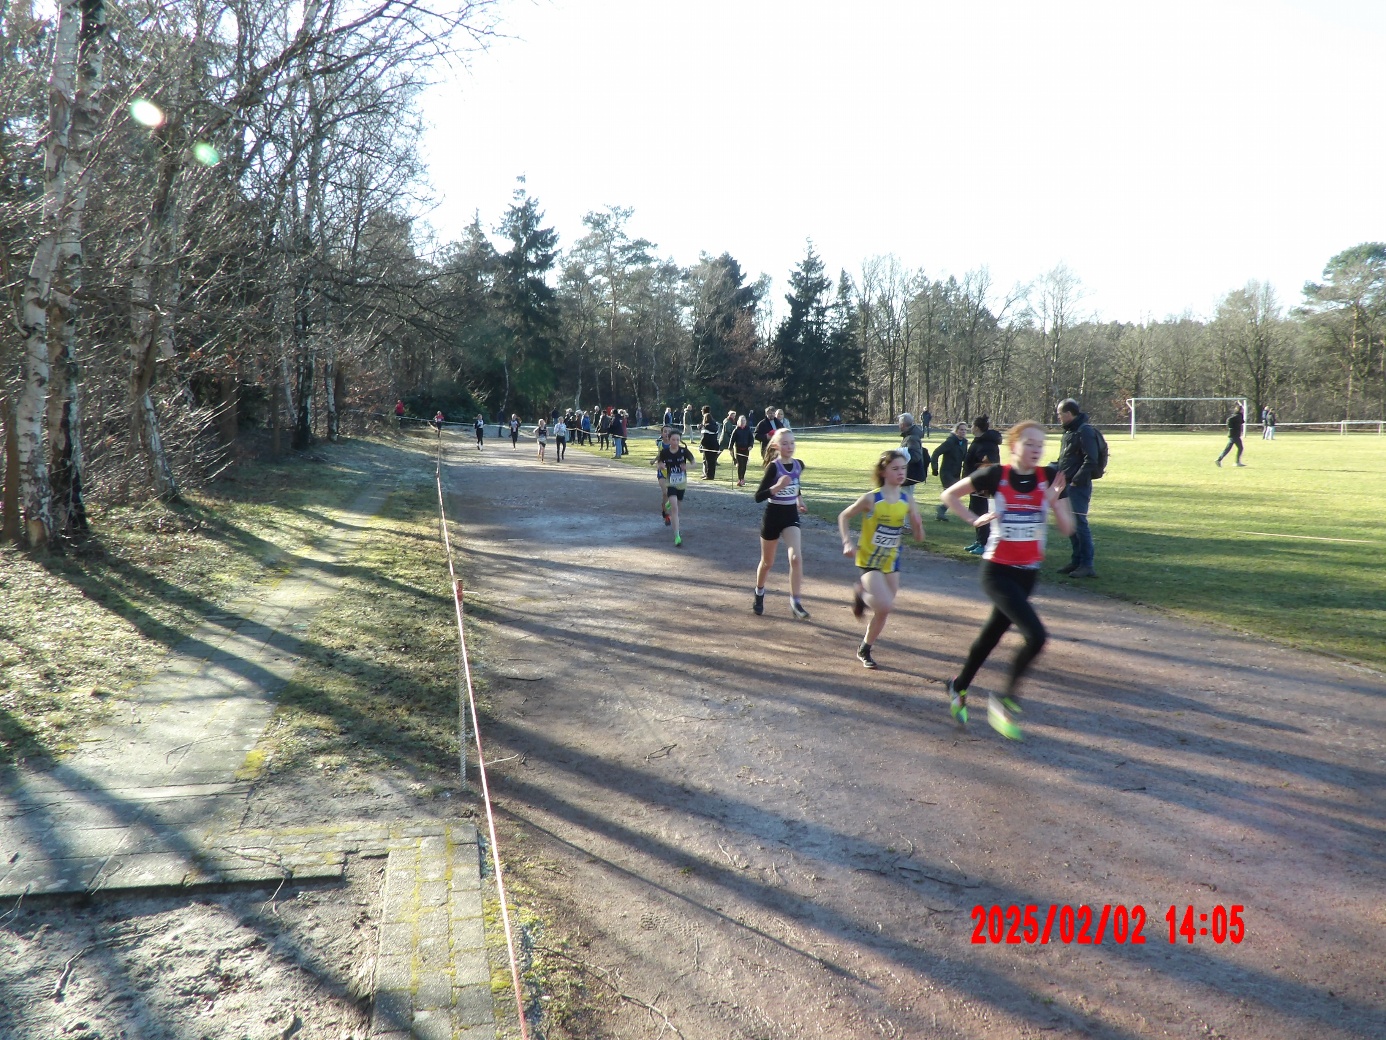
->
[948, 680, 968, 725]
[988, 693, 1023, 740]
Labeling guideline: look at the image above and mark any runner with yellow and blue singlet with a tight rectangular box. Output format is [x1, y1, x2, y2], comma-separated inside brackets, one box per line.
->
[838, 449, 925, 670]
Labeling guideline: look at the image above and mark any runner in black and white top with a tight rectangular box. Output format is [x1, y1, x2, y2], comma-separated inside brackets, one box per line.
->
[752, 428, 810, 619]
[473, 415, 485, 450]
[509, 415, 520, 448]
[653, 431, 695, 548]
[939, 420, 1075, 740]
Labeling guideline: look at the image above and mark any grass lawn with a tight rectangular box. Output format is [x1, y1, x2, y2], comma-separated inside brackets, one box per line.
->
[588, 428, 1386, 669]
[0, 435, 461, 771]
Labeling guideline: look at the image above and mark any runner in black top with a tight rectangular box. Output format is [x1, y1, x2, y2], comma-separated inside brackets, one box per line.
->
[653, 431, 695, 547]
[473, 415, 485, 450]
[752, 429, 810, 619]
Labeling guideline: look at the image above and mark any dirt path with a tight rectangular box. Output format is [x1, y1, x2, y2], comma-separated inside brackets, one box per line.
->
[448, 437, 1386, 1040]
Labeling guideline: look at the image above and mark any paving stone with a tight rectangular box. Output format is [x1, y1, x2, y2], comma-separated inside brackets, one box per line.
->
[371, 989, 412, 1035]
[377, 921, 415, 961]
[452, 984, 496, 1028]
[419, 880, 449, 907]
[408, 1008, 452, 1040]
[450, 916, 486, 952]
[450, 950, 490, 988]
[416, 934, 450, 971]
[373, 955, 412, 992]
[414, 972, 453, 1010]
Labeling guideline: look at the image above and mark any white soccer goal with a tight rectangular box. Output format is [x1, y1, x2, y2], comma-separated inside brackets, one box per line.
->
[1125, 397, 1249, 439]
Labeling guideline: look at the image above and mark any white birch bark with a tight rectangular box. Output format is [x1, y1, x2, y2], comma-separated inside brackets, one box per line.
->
[16, 0, 81, 548]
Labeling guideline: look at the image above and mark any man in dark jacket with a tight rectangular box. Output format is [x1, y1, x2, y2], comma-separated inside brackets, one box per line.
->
[753, 406, 777, 461]
[930, 422, 968, 520]
[897, 413, 927, 485]
[1053, 398, 1101, 577]
[962, 416, 1002, 554]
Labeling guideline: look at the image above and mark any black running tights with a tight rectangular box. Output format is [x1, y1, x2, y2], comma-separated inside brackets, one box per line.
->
[955, 562, 1046, 698]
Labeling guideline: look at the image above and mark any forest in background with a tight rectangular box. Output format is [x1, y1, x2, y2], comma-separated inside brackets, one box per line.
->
[3, 0, 1384, 550]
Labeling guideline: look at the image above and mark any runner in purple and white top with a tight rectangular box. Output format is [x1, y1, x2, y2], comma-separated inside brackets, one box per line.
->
[751, 428, 811, 619]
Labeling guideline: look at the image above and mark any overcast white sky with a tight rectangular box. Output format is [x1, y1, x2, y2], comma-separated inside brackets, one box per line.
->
[417, 0, 1386, 324]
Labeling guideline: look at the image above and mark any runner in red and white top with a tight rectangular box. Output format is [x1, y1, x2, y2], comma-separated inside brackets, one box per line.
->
[938, 420, 1075, 740]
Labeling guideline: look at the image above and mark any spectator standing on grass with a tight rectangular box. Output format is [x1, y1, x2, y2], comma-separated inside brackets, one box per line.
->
[754, 407, 776, 461]
[698, 406, 722, 479]
[597, 409, 611, 450]
[730, 415, 755, 486]
[395, 399, 405, 429]
[1216, 403, 1247, 467]
[775, 408, 791, 431]
[921, 406, 933, 439]
[613, 410, 628, 458]
[1267, 409, 1277, 440]
[682, 403, 693, 435]
[663, 405, 674, 428]
[636, 406, 644, 430]
[897, 413, 927, 486]
[930, 423, 969, 521]
[1053, 398, 1101, 578]
[962, 416, 1002, 554]
[718, 409, 736, 465]
[581, 411, 592, 445]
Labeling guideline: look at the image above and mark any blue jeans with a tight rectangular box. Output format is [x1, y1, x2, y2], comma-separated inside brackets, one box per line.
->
[1064, 482, 1094, 567]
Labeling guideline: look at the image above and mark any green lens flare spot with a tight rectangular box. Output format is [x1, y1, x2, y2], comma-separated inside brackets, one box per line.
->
[129, 99, 164, 128]
[192, 142, 221, 167]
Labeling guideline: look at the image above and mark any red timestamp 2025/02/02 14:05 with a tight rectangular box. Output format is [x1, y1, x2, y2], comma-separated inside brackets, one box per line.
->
[970, 904, 1247, 946]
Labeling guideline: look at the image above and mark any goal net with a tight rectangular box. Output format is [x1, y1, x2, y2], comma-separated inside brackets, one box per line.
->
[1125, 397, 1249, 438]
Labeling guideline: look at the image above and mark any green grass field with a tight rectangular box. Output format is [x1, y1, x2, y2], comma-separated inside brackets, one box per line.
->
[596, 429, 1386, 668]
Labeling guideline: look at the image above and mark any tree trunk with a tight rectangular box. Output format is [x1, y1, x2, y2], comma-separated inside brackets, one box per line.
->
[47, 0, 104, 541]
[216, 375, 239, 446]
[293, 343, 315, 449]
[2, 397, 22, 544]
[16, 0, 83, 548]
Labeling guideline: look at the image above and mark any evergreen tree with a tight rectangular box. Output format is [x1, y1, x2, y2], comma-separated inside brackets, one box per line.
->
[685, 252, 769, 413]
[772, 244, 833, 421]
[493, 181, 561, 416]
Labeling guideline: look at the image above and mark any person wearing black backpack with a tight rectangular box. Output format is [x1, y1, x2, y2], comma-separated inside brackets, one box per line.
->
[1053, 398, 1104, 578]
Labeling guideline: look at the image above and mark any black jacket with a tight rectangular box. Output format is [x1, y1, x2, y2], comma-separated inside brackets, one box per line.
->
[753, 417, 774, 446]
[900, 423, 926, 483]
[964, 429, 1002, 477]
[730, 425, 755, 453]
[1055, 412, 1100, 487]
[931, 433, 967, 483]
[699, 420, 720, 451]
[1228, 410, 1244, 436]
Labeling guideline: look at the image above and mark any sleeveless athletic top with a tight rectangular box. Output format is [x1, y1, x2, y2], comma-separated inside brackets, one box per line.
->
[768, 459, 803, 505]
[855, 490, 912, 572]
[982, 464, 1048, 569]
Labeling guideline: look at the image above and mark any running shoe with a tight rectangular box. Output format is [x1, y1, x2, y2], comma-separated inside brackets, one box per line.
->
[988, 693, 1023, 740]
[663, 509, 671, 526]
[964, 543, 985, 555]
[1215, 457, 1222, 467]
[1000, 695, 1022, 715]
[948, 680, 968, 725]
[790, 598, 811, 620]
[674, 534, 683, 547]
[1235, 462, 1247, 467]
[851, 587, 866, 619]
[753, 591, 764, 616]
[856, 645, 878, 669]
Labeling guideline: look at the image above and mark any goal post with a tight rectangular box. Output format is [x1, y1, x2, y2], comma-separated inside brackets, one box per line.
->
[1125, 397, 1249, 439]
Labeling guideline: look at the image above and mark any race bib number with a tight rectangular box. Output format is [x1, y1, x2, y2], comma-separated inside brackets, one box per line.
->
[872, 524, 902, 549]
[775, 481, 800, 500]
[1000, 512, 1043, 541]
[668, 468, 687, 488]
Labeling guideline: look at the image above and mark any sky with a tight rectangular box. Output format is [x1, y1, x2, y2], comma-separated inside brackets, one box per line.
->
[417, 0, 1386, 324]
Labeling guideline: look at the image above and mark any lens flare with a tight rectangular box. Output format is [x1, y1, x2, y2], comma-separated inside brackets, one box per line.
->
[192, 142, 221, 167]
[129, 99, 164, 128]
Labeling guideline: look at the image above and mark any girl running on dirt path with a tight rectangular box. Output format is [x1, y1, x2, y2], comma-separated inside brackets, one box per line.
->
[474, 415, 485, 450]
[753, 428, 810, 619]
[939, 420, 1074, 739]
[653, 425, 674, 525]
[535, 419, 548, 462]
[838, 449, 925, 669]
[509, 414, 520, 448]
[653, 431, 695, 547]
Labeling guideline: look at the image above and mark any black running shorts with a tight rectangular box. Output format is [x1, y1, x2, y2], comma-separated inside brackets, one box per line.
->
[760, 503, 800, 541]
